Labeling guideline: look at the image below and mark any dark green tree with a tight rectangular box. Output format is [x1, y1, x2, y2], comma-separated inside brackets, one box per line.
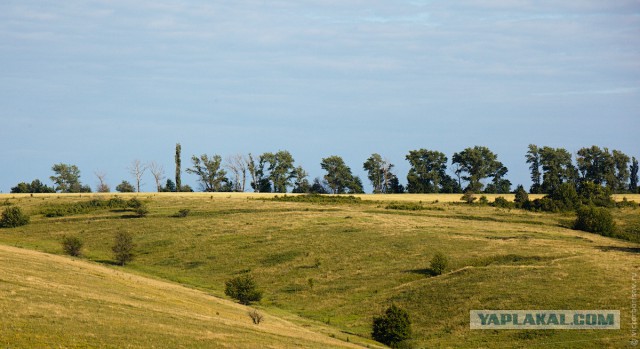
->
[539, 146, 576, 194]
[61, 236, 83, 257]
[175, 143, 182, 192]
[309, 178, 329, 194]
[224, 274, 263, 305]
[525, 144, 542, 193]
[50, 163, 91, 193]
[0, 207, 30, 228]
[514, 185, 529, 207]
[112, 231, 135, 266]
[11, 179, 55, 193]
[484, 164, 512, 194]
[115, 180, 135, 193]
[186, 154, 228, 192]
[162, 179, 177, 192]
[363, 154, 396, 193]
[630, 157, 639, 193]
[610, 150, 630, 193]
[405, 149, 452, 193]
[247, 153, 271, 193]
[576, 146, 612, 186]
[321, 156, 359, 194]
[372, 304, 412, 348]
[451, 146, 505, 192]
[291, 166, 311, 193]
[262, 150, 296, 193]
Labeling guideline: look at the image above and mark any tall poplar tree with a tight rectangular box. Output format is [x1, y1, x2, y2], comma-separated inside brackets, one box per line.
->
[175, 143, 182, 192]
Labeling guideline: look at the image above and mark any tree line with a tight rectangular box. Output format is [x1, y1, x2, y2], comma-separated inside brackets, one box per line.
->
[9, 144, 639, 195]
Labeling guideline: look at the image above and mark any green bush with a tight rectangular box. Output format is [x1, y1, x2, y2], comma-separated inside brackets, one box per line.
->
[573, 205, 616, 236]
[173, 209, 191, 218]
[224, 274, 263, 305]
[112, 231, 135, 266]
[492, 196, 514, 209]
[61, 236, 83, 257]
[0, 206, 30, 228]
[430, 252, 448, 275]
[372, 304, 412, 348]
[514, 185, 529, 207]
[461, 191, 476, 204]
[135, 205, 149, 217]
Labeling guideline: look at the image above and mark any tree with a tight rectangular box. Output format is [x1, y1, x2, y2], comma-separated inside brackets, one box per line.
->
[309, 178, 329, 194]
[128, 159, 147, 193]
[525, 144, 542, 193]
[148, 161, 165, 192]
[372, 304, 412, 348]
[225, 154, 248, 192]
[574, 205, 615, 236]
[630, 157, 639, 193]
[112, 231, 134, 266]
[247, 153, 270, 192]
[514, 185, 529, 207]
[451, 146, 505, 192]
[11, 179, 55, 193]
[95, 171, 110, 193]
[0, 207, 30, 228]
[61, 236, 83, 257]
[321, 156, 360, 194]
[186, 154, 228, 192]
[175, 143, 182, 192]
[224, 274, 263, 305]
[576, 146, 612, 186]
[362, 154, 390, 193]
[406, 149, 456, 193]
[116, 180, 135, 193]
[162, 179, 176, 192]
[50, 163, 91, 193]
[610, 150, 630, 193]
[262, 150, 296, 193]
[484, 164, 512, 194]
[539, 146, 576, 194]
[430, 252, 448, 275]
[292, 166, 311, 193]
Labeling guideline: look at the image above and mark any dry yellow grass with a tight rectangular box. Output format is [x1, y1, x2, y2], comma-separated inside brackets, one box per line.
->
[0, 244, 371, 348]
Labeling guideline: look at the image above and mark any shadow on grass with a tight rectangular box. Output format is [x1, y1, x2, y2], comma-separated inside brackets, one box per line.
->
[94, 259, 121, 266]
[597, 246, 640, 254]
[405, 268, 438, 277]
[120, 214, 143, 219]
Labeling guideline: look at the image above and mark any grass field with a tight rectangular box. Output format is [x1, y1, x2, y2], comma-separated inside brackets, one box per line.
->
[1, 193, 638, 348]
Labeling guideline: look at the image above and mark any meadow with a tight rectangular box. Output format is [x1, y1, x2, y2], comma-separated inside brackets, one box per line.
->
[1, 192, 638, 348]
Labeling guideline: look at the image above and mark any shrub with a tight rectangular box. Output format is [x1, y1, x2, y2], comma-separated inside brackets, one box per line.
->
[573, 205, 616, 236]
[514, 185, 529, 207]
[0, 207, 30, 228]
[461, 191, 477, 204]
[173, 209, 190, 218]
[492, 196, 513, 209]
[430, 252, 448, 275]
[478, 196, 489, 205]
[135, 205, 149, 218]
[127, 198, 143, 209]
[61, 236, 83, 257]
[248, 309, 264, 325]
[372, 304, 412, 348]
[224, 274, 263, 305]
[112, 231, 135, 266]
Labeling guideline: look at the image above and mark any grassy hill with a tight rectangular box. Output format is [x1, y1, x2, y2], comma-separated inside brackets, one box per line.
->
[1, 193, 638, 348]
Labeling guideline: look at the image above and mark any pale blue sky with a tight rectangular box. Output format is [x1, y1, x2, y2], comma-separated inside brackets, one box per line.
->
[1, 1, 638, 192]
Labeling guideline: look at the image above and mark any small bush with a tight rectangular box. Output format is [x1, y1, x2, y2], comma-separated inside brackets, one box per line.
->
[573, 205, 616, 236]
[248, 309, 264, 325]
[461, 191, 476, 204]
[61, 236, 83, 257]
[225, 274, 263, 305]
[372, 304, 412, 348]
[135, 205, 149, 217]
[112, 231, 135, 266]
[127, 198, 143, 209]
[430, 252, 448, 275]
[0, 206, 30, 228]
[385, 202, 424, 211]
[478, 196, 489, 205]
[173, 209, 190, 218]
[492, 196, 513, 209]
[514, 185, 529, 207]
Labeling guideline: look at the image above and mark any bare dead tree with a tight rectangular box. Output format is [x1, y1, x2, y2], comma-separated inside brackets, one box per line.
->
[148, 161, 165, 192]
[129, 159, 148, 193]
[226, 154, 248, 192]
[94, 170, 110, 193]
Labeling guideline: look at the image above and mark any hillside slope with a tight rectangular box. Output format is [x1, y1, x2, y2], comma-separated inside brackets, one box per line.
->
[0, 244, 365, 348]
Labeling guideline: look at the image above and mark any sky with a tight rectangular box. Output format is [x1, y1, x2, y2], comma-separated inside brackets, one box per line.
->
[1, 0, 639, 193]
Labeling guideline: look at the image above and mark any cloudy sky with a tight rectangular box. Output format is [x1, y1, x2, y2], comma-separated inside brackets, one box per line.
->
[1, 0, 638, 192]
